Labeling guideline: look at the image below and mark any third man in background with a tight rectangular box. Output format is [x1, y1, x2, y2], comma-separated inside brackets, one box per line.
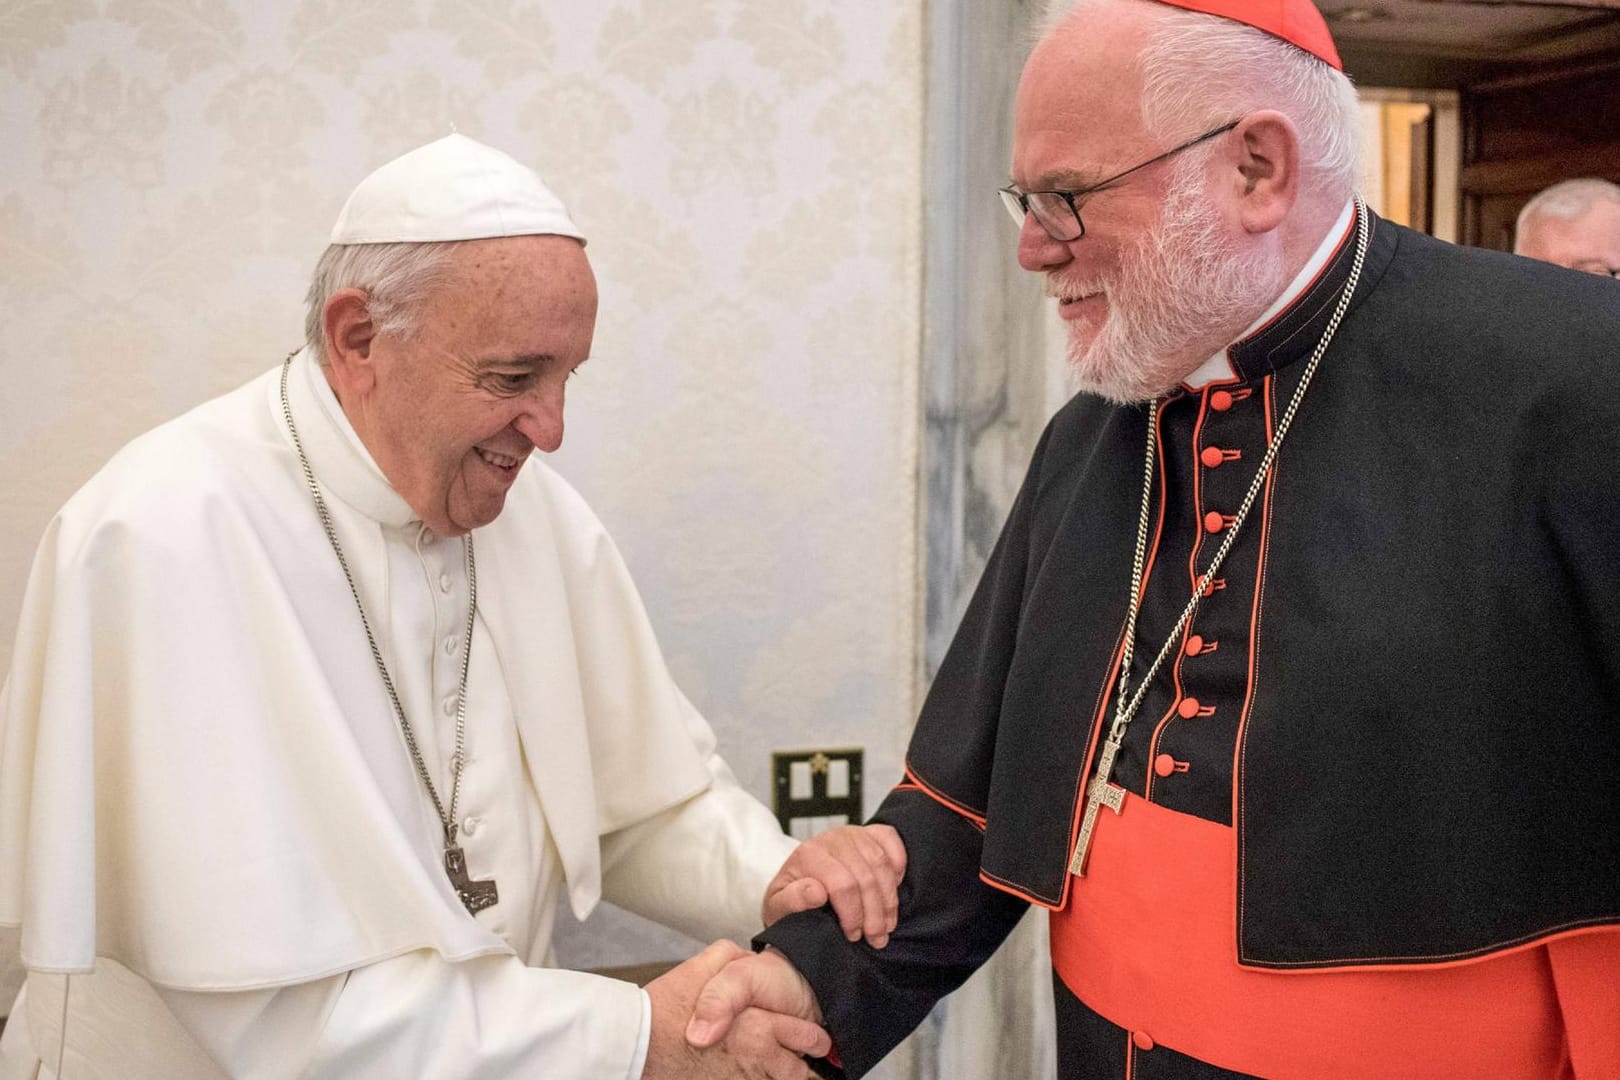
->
[1513, 176, 1620, 277]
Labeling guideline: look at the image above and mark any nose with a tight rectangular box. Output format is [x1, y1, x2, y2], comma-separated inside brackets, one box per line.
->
[1017, 213, 1073, 273]
[513, 384, 565, 453]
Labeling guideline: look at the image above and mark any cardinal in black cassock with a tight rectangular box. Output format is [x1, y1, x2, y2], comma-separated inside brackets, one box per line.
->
[740, 0, 1620, 1076]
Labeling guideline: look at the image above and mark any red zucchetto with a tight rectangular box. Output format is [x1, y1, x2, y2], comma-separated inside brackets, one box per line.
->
[1150, 0, 1342, 70]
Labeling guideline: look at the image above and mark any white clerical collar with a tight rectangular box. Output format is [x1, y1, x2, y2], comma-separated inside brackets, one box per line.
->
[285, 346, 419, 528]
[1181, 198, 1359, 391]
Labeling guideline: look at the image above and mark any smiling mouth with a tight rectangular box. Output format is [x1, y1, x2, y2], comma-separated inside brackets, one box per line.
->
[1056, 292, 1104, 319]
[1047, 276, 1103, 306]
[1055, 287, 1101, 305]
[476, 447, 524, 471]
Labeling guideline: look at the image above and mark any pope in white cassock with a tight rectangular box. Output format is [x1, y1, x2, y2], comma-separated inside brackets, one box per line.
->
[0, 136, 902, 1080]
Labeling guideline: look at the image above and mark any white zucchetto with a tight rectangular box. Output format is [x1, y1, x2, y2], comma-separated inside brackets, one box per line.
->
[330, 133, 586, 246]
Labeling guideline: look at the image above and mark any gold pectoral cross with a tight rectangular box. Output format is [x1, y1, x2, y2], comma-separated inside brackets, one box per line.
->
[445, 844, 500, 915]
[1069, 737, 1127, 877]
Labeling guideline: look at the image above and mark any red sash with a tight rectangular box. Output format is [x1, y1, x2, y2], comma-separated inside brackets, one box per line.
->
[1049, 792, 1620, 1078]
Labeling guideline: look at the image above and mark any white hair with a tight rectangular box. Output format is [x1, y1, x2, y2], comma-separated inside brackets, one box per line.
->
[1517, 178, 1620, 231]
[1037, 0, 1362, 203]
[302, 241, 462, 364]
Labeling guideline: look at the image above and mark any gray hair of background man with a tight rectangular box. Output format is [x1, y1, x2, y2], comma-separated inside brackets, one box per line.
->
[1515, 178, 1620, 239]
[302, 241, 462, 366]
[1038, 0, 1363, 203]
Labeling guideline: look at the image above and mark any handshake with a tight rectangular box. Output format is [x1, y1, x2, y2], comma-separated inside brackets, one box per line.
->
[640, 824, 906, 1080]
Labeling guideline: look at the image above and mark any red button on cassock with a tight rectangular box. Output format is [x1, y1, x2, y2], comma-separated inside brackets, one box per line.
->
[1204, 511, 1225, 534]
[1200, 446, 1226, 469]
[1210, 390, 1234, 412]
[1184, 634, 1204, 656]
[1153, 753, 1177, 778]
[1177, 697, 1202, 719]
[1132, 1031, 1156, 1052]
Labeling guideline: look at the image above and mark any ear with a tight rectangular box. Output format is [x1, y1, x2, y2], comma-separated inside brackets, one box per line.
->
[1228, 111, 1300, 235]
[321, 288, 378, 398]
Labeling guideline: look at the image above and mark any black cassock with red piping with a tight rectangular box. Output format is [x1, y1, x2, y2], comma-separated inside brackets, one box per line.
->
[759, 213, 1620, 1079]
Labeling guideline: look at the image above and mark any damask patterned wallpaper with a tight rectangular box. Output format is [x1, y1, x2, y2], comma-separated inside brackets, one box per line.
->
[0, 0, 924, 985]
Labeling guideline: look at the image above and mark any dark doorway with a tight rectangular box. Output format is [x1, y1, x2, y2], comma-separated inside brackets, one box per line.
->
[1322, 0, 1620, 248]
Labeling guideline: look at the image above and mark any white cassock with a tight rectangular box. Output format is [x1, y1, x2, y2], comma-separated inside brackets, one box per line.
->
[0, 348, 798, 1079]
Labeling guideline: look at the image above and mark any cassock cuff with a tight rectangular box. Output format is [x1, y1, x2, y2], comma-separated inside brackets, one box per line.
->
[628, 989, 652, 1079]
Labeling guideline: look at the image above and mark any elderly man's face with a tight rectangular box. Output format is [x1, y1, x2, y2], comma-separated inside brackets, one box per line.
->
[1010, 7, 1282, 402]
[356, 234, 597, 536]
[1516, 201, 1620, 277]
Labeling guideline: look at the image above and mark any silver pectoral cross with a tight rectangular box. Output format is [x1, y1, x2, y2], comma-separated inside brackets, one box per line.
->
[445, 844, 500, 915]
[1069, 737, 1127, 877]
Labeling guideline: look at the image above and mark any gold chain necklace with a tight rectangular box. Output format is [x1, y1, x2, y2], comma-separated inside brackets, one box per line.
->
[1070, 200, 1371, 877]
[279, 353, 499, 914]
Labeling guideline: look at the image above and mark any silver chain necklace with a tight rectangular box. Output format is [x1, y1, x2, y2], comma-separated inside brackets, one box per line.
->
[279, 354, 499, 914]
[1070, 199, 1371, 877]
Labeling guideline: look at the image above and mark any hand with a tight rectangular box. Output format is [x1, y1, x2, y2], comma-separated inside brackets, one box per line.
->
[762, 824, 906, 948]
[645, 941, 829, 1079]
[687, 948, 825, 1065]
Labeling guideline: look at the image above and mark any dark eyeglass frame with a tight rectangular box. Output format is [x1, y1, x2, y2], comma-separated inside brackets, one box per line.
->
[999, 119, 1242, 242]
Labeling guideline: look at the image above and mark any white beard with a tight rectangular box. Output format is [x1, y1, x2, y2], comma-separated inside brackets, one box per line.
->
[1055, 162, 1286, 404]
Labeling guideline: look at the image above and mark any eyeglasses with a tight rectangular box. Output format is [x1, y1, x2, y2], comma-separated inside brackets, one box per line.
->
[999, 120, 1241, 242]
[1570, 262, 1620, 278]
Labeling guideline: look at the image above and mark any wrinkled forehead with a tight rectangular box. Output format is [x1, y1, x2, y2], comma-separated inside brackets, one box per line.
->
[1011, 13, 1153, 187]
[451, 234, 592, 285]
[440, 235, 596, 314]
[430, 235, 598, 354]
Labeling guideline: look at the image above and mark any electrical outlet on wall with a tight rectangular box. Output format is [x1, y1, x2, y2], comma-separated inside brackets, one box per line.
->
[771, 748, 862, 839]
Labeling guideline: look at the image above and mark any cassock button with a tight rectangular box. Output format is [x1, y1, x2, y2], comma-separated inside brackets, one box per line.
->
[1132, 1031, 1155, 1052]
[1200, 446, 1226, 469]
[1177, 697, 1202, 719]
[1185, 634, 1204, 656]
[1210, 390, 1235, 412]
[1203, 511, 1225, 534]
[462, 817, 481, 837]
[1153, 754, 1177, 778]
[442, 696, 457, 717]
[439, 573, 453, 593]
[444, 636, 459, 655]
